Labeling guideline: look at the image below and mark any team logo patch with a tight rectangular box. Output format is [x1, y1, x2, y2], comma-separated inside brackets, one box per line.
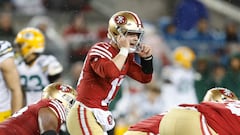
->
[107, 115, 113, 125]
[114, 15, 127, 25]
[220, 89, 234, 98]
[56, 84, 71, 92]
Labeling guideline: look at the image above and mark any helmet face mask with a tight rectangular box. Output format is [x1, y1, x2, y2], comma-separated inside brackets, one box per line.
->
[57, 92, 76, 114]
[108, 11, 144, 53]
[118, 29, 144, 53]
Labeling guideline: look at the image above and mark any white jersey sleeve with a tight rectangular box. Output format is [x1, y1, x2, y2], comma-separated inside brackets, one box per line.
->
[0, 41, 14, 63]
[40, 55, 63, 76]
[16, 54, 63, 105]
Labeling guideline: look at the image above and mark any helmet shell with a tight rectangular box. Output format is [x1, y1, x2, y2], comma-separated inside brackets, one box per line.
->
[203, 87, 238, 102]
[14, 27, 45, 59]
[42, 82, 77, 112]
[107, 11, 144, 52]
[173, 46, 195, 69]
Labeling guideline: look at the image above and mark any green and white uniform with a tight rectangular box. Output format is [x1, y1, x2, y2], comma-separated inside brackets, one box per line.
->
[16, 54, 63, 105]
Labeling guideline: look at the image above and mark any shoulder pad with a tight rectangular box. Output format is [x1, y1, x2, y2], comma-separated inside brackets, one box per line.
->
[0, 41, 13, 56]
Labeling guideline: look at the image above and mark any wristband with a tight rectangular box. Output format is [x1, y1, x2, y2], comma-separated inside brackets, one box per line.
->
[143, 55, 153, 60]
[119, 48, 129, 57]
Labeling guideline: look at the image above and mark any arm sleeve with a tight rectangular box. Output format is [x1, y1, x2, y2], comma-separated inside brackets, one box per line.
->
[46, 55, 63, 76]
[127, 55, 153, 83]
[140, 55, 153, 74]
[0, 41, 14, 63]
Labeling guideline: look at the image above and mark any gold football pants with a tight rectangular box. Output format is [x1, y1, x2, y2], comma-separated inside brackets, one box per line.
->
[159, 108, 217, 135]
[66, 101, 104, 135]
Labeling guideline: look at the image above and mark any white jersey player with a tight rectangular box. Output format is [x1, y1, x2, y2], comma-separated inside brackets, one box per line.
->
[0, 41, 23, 122]
[161, 46, 198, 110]
[14, 27, 63, 105]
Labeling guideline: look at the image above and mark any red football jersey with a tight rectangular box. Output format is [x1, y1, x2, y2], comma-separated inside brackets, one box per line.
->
[128, 114, 164, 134]
[76, 42, 152, 110]
[0, 99, 65, 135]
[181, 101, 240, 135]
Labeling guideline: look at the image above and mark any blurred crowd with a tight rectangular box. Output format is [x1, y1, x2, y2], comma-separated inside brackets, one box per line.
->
[1, 0, 240, 134]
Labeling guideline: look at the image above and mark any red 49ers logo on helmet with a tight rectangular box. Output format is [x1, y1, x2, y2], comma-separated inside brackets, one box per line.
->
[114, 15, 127, 25]
[56, 84, 71, 92]
[219, 89, 234, 98]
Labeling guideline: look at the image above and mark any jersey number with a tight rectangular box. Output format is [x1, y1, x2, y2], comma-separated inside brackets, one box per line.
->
[226, 102, 240, 116]
[21, 75, 44, 91]
[101, 77, 124, 106]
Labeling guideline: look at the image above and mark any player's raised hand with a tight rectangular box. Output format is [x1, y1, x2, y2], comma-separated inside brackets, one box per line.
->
[138, 43, 152, 58]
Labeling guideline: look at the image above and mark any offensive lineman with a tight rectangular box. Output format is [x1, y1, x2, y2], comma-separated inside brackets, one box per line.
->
[0, 82, 77, 135]
[124, 87, 238, 135]
[160, 87, 239, 135]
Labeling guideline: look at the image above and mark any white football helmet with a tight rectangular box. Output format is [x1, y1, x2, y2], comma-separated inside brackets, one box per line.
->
[107, 11, 144, 53]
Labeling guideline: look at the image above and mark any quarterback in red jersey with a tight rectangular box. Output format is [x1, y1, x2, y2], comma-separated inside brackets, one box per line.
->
[66, 10, 153, 135]
[0, 82, 77, 135]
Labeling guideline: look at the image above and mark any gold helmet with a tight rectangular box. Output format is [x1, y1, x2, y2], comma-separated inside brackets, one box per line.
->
[14, 27, 45, 59]
[203, 87, 238, 102]
[107, 11, 144, 53]
[173, 46, 195, 69]
[42, 82, 77, 112]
